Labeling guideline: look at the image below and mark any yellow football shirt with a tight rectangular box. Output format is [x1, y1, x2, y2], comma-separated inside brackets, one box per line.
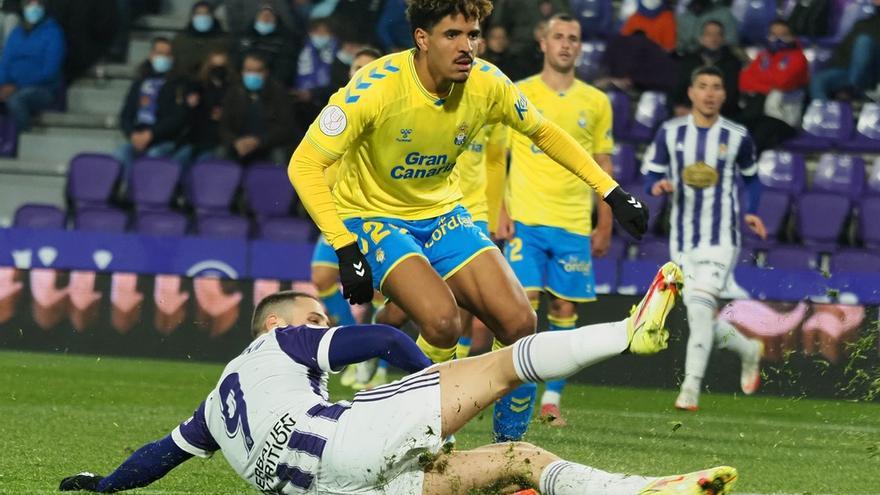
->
[305, 49, 544, 221]
[455, 124, 507, 224]
[506, 76, 614, 235]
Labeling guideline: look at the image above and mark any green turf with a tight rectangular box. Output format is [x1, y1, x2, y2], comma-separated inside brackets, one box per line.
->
[1, 350, 878, 494]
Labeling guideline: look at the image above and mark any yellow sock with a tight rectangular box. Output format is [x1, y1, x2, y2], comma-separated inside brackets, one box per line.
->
[456, 341, 471, 359]
[492, 338, 507, 351]
[529, 298, 540, 311]
[417, 335, 457, 363]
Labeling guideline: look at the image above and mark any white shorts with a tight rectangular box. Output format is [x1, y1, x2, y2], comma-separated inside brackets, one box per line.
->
[315, 369, 443, 495]
[671, 245, 738, 299]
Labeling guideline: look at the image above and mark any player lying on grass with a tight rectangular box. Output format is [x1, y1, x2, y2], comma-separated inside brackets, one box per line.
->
[60, 263, 739, 495]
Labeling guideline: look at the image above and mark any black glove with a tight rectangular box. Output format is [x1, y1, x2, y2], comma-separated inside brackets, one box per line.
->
[335, 242, 373, 304]
[59, 472, 103, 492]
[604, 186, 649, 240]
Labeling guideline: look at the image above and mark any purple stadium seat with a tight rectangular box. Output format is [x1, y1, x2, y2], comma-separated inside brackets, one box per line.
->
[756, 150, 807, 193]
[764, 245, 818, 270]
[735, 265, 827, 302]
[135, 211, 188, 237]
[617, 260, 662, 295]
[196, 214, 250, 239]
[812, 154, 865, 199]
[831, 248, 880, 272]
[257, 217, 314, 242]
[74, 207, 128, 233]
[605, 237, 628, 260]
[737, 247, 757, 266]
[186, 160, 242, 215]
[624, 91, 667, 142]
[607, 90, 630, 139]
[129, 157, 181, 211]
[867, 158, 880, 195]
[593, 257, 618, 294]
[743, 190, 790, 246]
[828, 0, 876, 42]
[829, 271, 880, 304]
[66, 153, 122, 207]
[633, 238, 669, 261]
[13, 204, 65, 229]
[860, 196, 880, 248]
[244, 164, 295, 218]
[571, 0, 614, 39]
[612, 143, 637, 184]
[803, 46, 835, 76]
[784, 100, 854, 152]
[732, 0, 777, 44]
[796, 193, 851, 250]
[575, 41, 606, 82]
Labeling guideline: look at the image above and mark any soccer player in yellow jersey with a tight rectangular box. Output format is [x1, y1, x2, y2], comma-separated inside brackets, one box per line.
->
[495, 14, 615, 427]
[288, 0, 648, 442]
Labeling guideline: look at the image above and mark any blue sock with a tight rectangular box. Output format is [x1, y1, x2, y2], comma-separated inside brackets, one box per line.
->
[319, 285, 356, 326]
[493, 382, 537, 442]
[543, 315, 578, 400]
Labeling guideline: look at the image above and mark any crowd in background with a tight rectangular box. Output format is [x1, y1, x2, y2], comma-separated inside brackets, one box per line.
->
[0, 0, 878, 180]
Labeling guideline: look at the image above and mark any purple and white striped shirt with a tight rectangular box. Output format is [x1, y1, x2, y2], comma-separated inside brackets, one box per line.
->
[642, 115, 756, 252]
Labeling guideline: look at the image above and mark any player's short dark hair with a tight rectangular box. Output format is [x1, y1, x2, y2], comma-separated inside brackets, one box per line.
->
[701, 19, 724, 34]
[690, 65, 724, 85]
[251, 291, 321, 338]
[355, 47, 383, 60]
[406, 0, 494, 46]
[549, 13, 577, 23]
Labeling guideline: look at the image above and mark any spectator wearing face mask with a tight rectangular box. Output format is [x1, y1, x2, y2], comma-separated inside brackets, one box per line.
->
[171, 1, 229, 80]
[671, 20, 741, 117]
[115, 37, 190, 172]
[220, 52, 295, 165]
[739, 19, 809, 153]
[677, 0, 738, 55]
[620, 0, 676, 52]
[235, 4, 300, 85]
[188, 50, 235, 163]
[0, 0, 65, 132]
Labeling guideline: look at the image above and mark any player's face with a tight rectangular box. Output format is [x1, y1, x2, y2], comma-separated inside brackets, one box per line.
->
[416, 14, 481, 83]
[688, 74, 725, 117]
[288, 297, 331, 328]
[541, 19, 581, 73]
[349, 54, 377, 80]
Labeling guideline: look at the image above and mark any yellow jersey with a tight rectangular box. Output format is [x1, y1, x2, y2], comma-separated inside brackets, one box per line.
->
[506, 76, 614, 236]
[455, 124, 507, 224]
[305, 49, 544, 221]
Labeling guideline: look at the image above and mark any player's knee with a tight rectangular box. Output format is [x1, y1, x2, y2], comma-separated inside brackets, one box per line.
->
[496, 308, 537, 345]
[419, 306, 461, 346]
[549, 298, 576, 318]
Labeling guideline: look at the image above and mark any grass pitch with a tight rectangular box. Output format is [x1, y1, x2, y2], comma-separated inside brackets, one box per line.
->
[1, 350, 878, 494]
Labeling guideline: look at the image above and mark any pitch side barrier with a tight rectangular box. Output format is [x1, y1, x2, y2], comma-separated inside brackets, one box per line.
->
[0, 227, 877, 400]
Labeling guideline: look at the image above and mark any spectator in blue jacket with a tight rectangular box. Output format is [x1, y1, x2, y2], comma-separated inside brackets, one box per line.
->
[376, 0, 412, 53]
[0, 0, 65, 131]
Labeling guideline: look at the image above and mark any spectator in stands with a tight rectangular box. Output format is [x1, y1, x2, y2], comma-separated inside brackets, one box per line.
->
[172, 1, 229, 80]
[220, 53, 295, 165]
[677, 0, 738, 55]
[810, 0, 880, 101]
[318, 0, 383, 47]
[671, 20, 741, 117]
[482, 26, 513, 75]
[739, 19, 809, 154]
[619, 0, 676, 52]
[292, 17, 338, 121]
[376, 0, 411, 53]
[188, 50, 235, 163]
[786, 0, 830, 39]
[490, 0, 569, 80]
[214, 0, 306, 38]
[601, 0, 677, 93]
[235, 4, 299, 85]
[0, 0, 65, 132]
[115, 37, 189, 172]
[45, 0, 117, 82]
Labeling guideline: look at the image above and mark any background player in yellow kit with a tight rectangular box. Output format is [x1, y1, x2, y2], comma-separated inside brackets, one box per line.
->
[495, 14, 616, 427]
[288, 0, 648, 442]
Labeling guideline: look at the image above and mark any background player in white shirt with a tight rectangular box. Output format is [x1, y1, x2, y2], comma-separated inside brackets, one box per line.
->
[643, 66, 766, 411]
[59, 265, 740, 495]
